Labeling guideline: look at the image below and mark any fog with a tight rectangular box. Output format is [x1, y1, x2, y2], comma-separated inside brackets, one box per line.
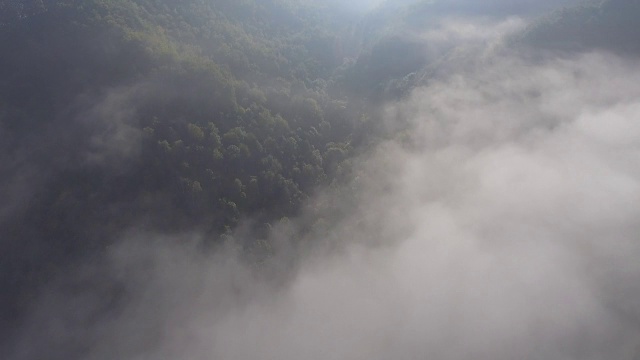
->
[326, 0, 583, 18]
[425, 0, 584, 15]
[373, 0, 584, 17]
[8, 11, 640, 360]
[329, 0, 386, 13]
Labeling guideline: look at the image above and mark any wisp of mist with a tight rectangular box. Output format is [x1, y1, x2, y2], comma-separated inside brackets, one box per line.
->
[9, 15, 640, 360]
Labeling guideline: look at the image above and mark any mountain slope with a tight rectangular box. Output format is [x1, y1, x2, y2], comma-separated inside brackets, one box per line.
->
[517, 0, 640, 55]
[0, 0, 373, 334]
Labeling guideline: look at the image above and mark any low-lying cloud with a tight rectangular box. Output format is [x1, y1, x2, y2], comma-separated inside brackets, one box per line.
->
[421, 17, 527, 44]
[8, 22, 640, 360]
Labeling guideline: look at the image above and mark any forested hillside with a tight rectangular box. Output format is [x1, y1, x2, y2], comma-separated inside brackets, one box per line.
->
[0, 0, 385, 331]
[518, 0, 640, 54]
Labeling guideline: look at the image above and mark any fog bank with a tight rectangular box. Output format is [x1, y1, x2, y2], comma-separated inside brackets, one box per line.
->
[9, 23, 640, 360]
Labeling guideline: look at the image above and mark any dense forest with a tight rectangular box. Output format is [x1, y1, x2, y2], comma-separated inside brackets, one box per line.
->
[2, 0, 640, 354]
[0, 0, 382, 326]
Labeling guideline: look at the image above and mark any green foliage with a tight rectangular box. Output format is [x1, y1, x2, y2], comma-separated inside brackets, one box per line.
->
[0, 0, 407, 318]
[0, 0, 366, 241]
